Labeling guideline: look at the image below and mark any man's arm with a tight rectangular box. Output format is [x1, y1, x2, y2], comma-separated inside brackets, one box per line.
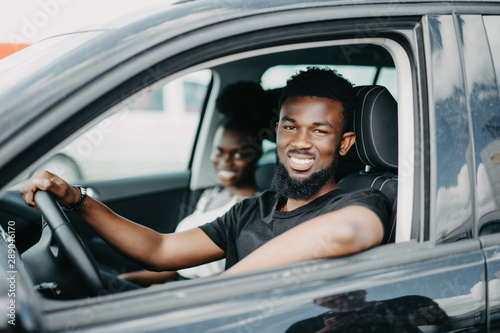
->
[20, 171, 225, 271]
[223, 205, 383, 275]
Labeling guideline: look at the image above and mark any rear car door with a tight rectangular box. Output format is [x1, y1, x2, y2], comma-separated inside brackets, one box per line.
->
[475, 14, 500, 331]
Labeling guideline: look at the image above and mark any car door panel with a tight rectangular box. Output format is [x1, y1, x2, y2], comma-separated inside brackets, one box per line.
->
[165, 243, 486, 333]
[53, 241, 486, 332]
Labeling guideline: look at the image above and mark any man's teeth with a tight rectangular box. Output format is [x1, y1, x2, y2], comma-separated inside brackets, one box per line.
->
[291, 157, 313, 164]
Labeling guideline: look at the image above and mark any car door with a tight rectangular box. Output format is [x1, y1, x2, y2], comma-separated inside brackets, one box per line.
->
[136, 241, 483, 332]
[424, 12, 500, 331]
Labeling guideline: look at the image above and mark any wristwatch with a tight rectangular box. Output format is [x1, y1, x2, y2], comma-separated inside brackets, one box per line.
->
[65, 185, 87, 211]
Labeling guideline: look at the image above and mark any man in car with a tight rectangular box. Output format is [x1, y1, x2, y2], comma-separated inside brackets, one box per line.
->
[20, 67, 391, 277]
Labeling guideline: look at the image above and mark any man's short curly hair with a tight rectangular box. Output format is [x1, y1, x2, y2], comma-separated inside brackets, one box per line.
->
[278, 67, 355, 133]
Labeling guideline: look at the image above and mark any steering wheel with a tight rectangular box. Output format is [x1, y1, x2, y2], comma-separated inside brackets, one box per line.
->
[33, 190, 106, 297]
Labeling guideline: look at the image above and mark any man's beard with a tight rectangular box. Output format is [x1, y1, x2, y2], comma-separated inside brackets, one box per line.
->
[273, 150, 339, 201]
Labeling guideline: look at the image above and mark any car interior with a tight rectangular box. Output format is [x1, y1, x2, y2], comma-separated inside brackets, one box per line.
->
[1, 38, 414, 301]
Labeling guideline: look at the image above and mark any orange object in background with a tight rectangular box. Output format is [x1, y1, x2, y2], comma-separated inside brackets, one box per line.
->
[0, 43, 30, 59]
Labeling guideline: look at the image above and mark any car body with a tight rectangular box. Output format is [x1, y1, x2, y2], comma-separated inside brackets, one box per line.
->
[0, 0, 500, 332]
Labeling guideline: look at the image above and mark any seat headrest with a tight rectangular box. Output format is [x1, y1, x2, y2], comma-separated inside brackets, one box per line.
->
[342, 85, 398, 173]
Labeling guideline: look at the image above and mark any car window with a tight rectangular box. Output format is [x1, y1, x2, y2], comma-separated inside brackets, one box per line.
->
[39, 70, 211, 182]
[376, 67, 397, 98]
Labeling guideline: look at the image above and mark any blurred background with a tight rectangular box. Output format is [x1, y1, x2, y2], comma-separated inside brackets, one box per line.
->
[0, 0, 174, 58]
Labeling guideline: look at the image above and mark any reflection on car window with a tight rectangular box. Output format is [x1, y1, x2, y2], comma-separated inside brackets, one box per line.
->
[484, 16, 500, 94]
[476, 16, 500, 235]
[45, 70, 211, 182]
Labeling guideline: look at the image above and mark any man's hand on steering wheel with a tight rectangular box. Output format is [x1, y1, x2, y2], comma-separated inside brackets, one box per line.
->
[20, 170, 79, 209]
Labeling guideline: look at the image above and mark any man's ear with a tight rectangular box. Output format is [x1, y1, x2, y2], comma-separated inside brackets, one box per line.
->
[339, 132, 356, 156]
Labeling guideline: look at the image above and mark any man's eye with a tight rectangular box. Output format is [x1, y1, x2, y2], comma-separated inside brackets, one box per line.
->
[283, 125, 295, 130]
[314, 129, 327, 134]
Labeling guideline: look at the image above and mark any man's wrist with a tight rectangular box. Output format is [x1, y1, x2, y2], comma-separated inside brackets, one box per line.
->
[65, 185, 87, 211]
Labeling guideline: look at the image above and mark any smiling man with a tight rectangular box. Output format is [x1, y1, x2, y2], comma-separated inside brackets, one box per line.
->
[212, 68, 391, 274]
[20, 68, 391, 279]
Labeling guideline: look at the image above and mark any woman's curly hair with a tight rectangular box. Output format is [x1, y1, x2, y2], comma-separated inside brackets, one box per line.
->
[216, 81, 269, 140]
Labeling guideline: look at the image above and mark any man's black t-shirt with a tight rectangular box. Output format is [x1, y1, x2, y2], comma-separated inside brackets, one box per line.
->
[199, 188, 391, 270]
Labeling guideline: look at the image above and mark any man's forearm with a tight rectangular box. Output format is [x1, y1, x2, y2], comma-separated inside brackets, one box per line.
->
[77, 197, 165, 270]
[223, 206, 383, 275]
[77, 198, 226, 272]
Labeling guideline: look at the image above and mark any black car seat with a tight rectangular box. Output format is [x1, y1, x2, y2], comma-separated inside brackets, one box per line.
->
[255, 147, 277, 192]
[338, 85, 398, 243]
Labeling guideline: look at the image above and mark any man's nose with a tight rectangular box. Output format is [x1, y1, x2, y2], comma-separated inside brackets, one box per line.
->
[291, 130, 312, 150]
